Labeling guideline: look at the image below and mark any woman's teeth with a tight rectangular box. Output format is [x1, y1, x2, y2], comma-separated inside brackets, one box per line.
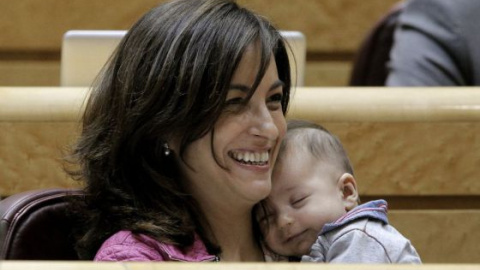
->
[230, 151, 269, 165]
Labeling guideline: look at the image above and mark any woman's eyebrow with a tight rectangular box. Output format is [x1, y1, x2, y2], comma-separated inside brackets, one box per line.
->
[269, 80, 285, 91]
[228, 80, 285, 92]
[228, 84, 250, 92]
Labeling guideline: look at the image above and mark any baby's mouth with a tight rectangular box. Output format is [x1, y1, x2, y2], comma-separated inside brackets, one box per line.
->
[284, 230, 307, 244]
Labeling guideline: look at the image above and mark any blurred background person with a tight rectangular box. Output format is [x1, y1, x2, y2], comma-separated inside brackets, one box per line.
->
[386, 0, 480, 86]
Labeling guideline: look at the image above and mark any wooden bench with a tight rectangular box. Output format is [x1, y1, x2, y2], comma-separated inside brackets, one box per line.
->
[1, 87, 479, 263]
[1, 261, 480, 269]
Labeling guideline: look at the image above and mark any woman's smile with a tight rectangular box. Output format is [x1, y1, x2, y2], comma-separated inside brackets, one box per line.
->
[229, 150, 270, 166]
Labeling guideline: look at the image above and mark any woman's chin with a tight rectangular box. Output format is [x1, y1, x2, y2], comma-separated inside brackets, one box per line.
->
[249, 180, 272, 201]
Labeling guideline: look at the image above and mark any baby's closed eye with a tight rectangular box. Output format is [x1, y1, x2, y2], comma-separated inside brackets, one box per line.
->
[291, 195, 309, 208]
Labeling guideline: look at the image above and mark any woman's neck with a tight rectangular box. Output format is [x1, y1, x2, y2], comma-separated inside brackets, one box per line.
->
[201, 202, 264, 262]
[186, 178, 266, 261]
[212, 210, 264, 261]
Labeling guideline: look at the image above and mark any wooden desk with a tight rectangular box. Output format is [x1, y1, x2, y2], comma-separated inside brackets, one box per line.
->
[2, 87, 480, 122]
[1, 87, 480, 263]
[2, 87, 480, 196]
[1, 261, 480, 270]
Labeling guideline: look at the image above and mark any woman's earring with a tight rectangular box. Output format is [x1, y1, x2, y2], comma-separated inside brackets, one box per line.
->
[163, 143, 171, 156]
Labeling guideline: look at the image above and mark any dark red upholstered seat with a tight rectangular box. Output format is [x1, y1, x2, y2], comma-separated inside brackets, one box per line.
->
[0, 188, 83, 260]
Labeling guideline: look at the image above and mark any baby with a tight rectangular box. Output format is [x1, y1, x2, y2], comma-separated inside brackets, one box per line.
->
[257, 119, 421, 263]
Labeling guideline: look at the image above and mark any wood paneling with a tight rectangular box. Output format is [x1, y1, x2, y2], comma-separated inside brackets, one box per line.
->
[239, 0, 400, 52]
[0, 60, 353, 87]
[0, 0, 400, 52]
[325, 122, 480, 196]
[0, 61, 59, 86]
[2, 121, 479, 197]
[0, 0, 162, 51]
[0, 122, 81, 197]
[389, 210, 480, 263]
[305, 61, 352, 86]
[2, 87, 480, 197]
[0, 0, 402, 86]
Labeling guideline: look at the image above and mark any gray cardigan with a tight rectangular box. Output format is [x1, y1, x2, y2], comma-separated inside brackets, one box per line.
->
[386, 0, 480, 86]
[302, 200, 421, 263]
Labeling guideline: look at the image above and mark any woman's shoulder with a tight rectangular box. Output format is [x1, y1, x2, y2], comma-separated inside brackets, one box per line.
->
[94, 230, 216, 262]
[94, 230, 166, 261]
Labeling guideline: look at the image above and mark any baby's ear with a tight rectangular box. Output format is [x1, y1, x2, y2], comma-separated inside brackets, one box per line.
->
[338, 173, 359, 211]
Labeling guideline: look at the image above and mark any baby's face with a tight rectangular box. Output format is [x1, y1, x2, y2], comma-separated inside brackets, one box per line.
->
[257, 149, 348, 257]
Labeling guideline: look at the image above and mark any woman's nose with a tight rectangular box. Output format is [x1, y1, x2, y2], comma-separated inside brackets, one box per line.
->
[249, 105, 280, 140]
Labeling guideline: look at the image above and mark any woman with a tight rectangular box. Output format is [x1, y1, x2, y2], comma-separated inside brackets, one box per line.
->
[68, 0, 292, 261]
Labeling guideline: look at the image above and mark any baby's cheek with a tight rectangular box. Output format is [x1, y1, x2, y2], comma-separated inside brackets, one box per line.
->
[264, 232, 277, 248]
[260, 225, 272, 239]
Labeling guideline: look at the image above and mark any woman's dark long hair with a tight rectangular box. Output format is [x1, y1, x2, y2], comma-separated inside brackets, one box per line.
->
[67, 0, 292, 260]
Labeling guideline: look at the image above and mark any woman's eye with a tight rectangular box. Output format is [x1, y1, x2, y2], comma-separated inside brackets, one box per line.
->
[267, 93, 283, 110]
[225, 97, 244, 105]
[224, 97, 246, 113]
[269, 93, 283, 103]
[225, 88, 247, 108]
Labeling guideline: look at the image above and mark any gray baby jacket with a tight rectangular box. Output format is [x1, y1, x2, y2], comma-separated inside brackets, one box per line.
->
[302, 200, 421, 263]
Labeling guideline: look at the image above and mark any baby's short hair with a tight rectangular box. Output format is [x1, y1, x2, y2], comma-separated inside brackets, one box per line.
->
[279, 119, 354, 176]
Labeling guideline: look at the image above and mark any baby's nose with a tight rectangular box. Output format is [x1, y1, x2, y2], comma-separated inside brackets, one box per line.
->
[278, 212, 294, 230]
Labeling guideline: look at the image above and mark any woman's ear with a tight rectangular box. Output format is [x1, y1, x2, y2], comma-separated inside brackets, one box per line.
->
[338, 173, 359, 211]
[165, 134, 181, 155]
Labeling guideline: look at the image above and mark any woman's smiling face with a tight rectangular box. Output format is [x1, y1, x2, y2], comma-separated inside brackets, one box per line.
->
[176, 42, 287, 207]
